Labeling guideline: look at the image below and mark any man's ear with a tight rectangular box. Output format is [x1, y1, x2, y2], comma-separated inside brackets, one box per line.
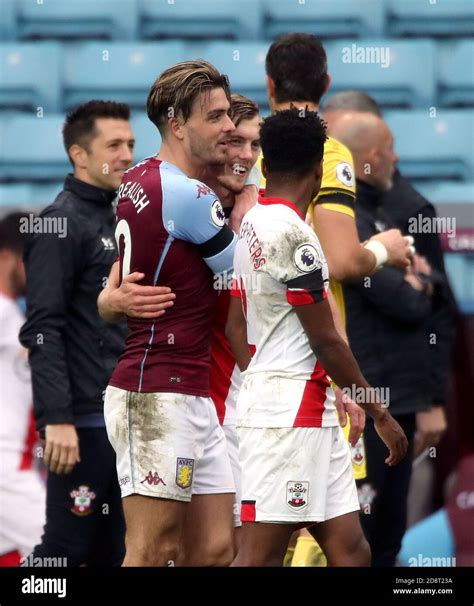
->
[167, 116, 185, 141]
[69, 144, 87, 169]
[266, 75, 276, 107]
[321, 73, 331, 98]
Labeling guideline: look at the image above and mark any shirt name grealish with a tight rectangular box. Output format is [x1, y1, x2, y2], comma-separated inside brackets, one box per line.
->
[118, 180, 151, 214]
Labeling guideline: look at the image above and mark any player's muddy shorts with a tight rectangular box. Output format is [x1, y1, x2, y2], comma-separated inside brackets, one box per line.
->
[239, 425, 360, 524]
[105, 386, 235, 502]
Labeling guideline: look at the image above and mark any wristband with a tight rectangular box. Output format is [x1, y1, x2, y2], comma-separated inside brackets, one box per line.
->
[364, 239, 388, 270]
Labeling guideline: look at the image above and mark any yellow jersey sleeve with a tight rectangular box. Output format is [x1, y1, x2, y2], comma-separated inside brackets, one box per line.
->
[310, 136, 356, 218]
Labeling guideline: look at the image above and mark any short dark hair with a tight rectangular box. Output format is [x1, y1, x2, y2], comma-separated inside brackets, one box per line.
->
[63, 100, 131, 163]
[0, 212, 29, 255]
[260, 107, 327, 177]
[147, 60, 231, 135]
[323, 91, 382, 116]
[229, 93, 259, 127]
[266, 33, 328, 105]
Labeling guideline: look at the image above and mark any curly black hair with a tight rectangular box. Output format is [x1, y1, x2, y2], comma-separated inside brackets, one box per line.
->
[260, 107, 327, 177]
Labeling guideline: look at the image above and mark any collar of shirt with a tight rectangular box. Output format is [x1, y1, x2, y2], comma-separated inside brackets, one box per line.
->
[64, 174, 117, 207]
[257, 195, 304, 220]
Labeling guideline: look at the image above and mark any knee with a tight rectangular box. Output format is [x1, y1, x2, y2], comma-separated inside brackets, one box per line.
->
[185, 534, 235, 567]
[124, 535, 179, 567]
[348, 533, 371, 567]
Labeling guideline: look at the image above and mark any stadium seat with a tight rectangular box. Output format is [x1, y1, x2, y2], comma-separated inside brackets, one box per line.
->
[416, 181, 474, 205]
[262, 0, 385, 40]
[385, 110, 474, 181]
[439, 40, 474, 108]
[444, 254, 474, 314]
[14, 0, 138, 40]
[139, 0, 261, 41]
[131, 114, 162, 163]
[0, 114, 69, 181]
[0, 43, 61, 112]
[0, 184, 33, 208]
[198, 42, 270, 107]
[322, 39, 436, 108]
[386, 0, 474, 37]
[63, 42, 188, 111]
[0, 0, 15, 41]
[0, 182, 64, 211]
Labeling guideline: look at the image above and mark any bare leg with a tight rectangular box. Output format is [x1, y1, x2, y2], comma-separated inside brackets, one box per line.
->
[232, 522, 296, 567]
[177, 493, 235, 566]
[122, 494, 187, 567]
[309, 511, 370, 567]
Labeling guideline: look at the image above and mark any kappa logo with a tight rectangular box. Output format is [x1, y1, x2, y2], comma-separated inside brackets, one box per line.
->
[141, 471, 166, 486]
[336, 161, 354, 187]
[196, 183, 213, 199]
[293, 243, 322, 273]
[101, 237, 115, 250]
[210, 199, 226, 227]
[70, 485, 96, 516]
[176, 458, 194, 489]
[287, 481, 309, 510]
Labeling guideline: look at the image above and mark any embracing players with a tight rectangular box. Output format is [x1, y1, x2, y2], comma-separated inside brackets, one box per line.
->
[103, 61, 238, 566]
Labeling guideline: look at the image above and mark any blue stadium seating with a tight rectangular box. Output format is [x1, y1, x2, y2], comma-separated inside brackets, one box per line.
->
[439, 40, 474, 108]
[0, 114, 69, 180]
[0, 43, 61, 112]
[385, 110, 474, 181]
[0, 0, 15, 41]
[139, 0, 261, 41]
[63, 42, 188, 110]
[131, 114, 162, 163]
[14, 0, 138, 40]
[0, 182, 64, 210]
[386, 0, 474, 37]
[323, 39, 436, 108]
[198, 42, 270, 108]
[262, 0, 385, 40]
[417, 181, 474, 205]
[444, 253, 474, 314]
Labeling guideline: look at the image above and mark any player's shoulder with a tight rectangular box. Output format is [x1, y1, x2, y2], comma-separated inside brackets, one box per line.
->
[324, 135, 353, 164]
[161, 161, 217, 202]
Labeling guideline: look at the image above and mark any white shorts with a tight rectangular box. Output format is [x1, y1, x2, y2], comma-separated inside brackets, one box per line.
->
[0, 467, 46, 557]
[104, 386, 235, 502]
[238, 425, 360, 524]
[222, 424, 242, 527]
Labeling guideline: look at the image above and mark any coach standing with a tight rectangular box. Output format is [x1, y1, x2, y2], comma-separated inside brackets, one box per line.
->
[19, 101, 134, 565]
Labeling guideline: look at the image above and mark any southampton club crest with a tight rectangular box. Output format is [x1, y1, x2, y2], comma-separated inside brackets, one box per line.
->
[287, 481, 309, 510]
[176, 458, 195, 489]
[293, 243, 322, 273]
[70, 484, 96, 516]
[351, 435, 366, 467]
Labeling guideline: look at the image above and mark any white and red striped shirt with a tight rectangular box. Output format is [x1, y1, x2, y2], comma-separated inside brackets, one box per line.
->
[232, 197, 337, 428]
[0, 294, 37, 470]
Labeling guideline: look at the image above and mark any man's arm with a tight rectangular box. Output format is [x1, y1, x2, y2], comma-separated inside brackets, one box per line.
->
[19, 210, 80, 475]
[225, 292, 251, 372]
[294, 299, 407, 465]
[97, 261, 176, 322]
[313, 205, 412, 280]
